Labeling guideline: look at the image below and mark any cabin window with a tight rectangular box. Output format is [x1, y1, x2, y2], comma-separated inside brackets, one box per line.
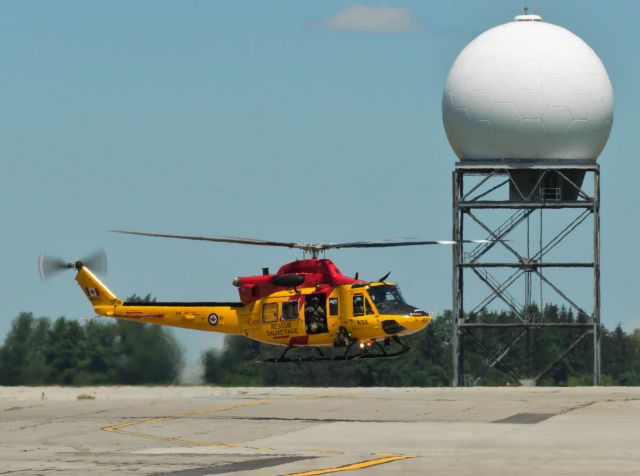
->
[353, 294, 364, 316]
[282, 301, 299, 321]
[329, 298, 339, 316]
[262, 302, 278, 323]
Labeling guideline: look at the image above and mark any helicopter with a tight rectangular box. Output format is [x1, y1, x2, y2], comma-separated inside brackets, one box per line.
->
[40, 232, 492, 362]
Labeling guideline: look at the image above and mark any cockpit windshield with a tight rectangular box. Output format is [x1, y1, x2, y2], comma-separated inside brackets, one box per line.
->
[367, 285, 406, 312]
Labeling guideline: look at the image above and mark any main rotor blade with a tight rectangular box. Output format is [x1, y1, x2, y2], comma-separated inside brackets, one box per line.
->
[112, 230, 300, 249]
[113, 231, 496, 253]
[325, 239, 493, 250]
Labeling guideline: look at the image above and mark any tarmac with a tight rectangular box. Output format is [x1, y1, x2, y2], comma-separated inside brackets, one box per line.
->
[1, 386, 640, 475]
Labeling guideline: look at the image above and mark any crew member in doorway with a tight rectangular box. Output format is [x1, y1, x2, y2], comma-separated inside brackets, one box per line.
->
[306, 296, 326, 334]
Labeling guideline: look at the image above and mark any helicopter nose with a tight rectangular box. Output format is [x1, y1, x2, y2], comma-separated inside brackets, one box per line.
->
[419, 314, 432, 327]
[406, 309, 432, 330]
[409, 308, 430, 318]
[380, 310, 431, 336]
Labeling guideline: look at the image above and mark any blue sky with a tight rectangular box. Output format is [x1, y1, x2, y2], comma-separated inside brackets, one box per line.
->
[1, 0, 638, 366]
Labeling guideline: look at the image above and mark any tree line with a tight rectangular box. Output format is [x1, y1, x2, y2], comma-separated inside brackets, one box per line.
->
[202, 305, 640, 387]
[0, 295, 182, 385]
[1, 303, 639, 386]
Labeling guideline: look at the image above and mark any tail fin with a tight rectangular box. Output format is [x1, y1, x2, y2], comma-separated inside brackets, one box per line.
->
[75, 266, 120, 308]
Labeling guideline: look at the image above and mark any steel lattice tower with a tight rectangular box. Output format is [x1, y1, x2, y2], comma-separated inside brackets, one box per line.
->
[451, 159, 600, 386]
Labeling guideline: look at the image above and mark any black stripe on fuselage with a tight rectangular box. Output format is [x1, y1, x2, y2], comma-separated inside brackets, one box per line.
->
[122, 301, 243, 308]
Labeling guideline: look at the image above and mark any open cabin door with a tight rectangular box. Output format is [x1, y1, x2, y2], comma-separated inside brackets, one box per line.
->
[304, 293, 328, 334]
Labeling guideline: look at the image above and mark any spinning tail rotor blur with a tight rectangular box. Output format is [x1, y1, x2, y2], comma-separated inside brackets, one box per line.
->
[39, 249, 107, 282]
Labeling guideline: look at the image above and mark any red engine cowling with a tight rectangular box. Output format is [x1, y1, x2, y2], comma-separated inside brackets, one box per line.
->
[233, 258, 362, 305]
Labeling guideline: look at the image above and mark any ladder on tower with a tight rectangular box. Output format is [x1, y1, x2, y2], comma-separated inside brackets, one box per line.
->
[465, 208, 534, 263]
[471, 267, 523, 318]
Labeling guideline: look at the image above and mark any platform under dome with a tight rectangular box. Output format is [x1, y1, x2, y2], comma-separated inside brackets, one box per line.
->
[442, 14, 614, 161]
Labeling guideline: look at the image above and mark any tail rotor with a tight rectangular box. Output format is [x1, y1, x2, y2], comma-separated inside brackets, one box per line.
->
[39, 249, 107, 282]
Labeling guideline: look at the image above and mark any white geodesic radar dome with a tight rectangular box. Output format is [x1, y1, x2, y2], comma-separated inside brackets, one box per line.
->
[442, 14, 614, 161]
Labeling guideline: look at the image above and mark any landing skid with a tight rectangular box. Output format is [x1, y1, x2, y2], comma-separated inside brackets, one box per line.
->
[258, 336, 410, 363]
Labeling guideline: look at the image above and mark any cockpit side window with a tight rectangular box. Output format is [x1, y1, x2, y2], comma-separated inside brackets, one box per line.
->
[365, 298, 374, 315]
[368, 285, 406, 312]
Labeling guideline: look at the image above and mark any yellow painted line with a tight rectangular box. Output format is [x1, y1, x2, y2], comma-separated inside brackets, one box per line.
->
[101, 392, 356, 453]
[103, 399, 270, 433]
[102, 399, 273, 449]
[284, 454, 416, 476]
[312, 449, 343, 455]
[300, 392, 356, 400]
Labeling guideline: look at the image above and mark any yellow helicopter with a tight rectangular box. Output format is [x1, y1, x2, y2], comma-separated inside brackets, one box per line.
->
[40, 232, 491, 362]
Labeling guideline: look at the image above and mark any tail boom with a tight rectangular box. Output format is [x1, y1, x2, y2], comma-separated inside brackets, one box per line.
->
[75, 266, 243, 334]
[110, 302, 243, 334]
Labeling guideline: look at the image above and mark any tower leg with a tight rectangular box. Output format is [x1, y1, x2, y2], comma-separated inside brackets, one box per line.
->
[452, 171, 463, 386]
[593, 322, 601, 386]
[593, 169, 601, 386]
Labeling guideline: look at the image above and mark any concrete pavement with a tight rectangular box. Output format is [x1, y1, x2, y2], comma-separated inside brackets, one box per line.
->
[1, 386, 639, 475]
